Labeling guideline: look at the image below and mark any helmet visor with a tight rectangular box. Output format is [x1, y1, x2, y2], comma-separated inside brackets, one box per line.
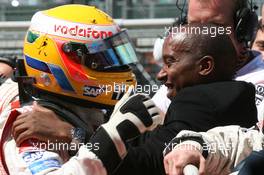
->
[63, 30, 138, 71]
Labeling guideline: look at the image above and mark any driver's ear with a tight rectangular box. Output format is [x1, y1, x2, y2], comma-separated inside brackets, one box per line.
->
[198, 56, 214, 76]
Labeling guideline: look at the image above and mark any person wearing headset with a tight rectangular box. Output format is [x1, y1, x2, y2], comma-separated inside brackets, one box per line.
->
[152, 0, 264, 120]
[0, 5, 162, 174]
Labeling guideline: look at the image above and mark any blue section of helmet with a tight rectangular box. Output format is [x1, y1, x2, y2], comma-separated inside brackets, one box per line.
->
[25, 55, 74, 92]
[25, 55, 51, 73]
[48, 64, 75, 92]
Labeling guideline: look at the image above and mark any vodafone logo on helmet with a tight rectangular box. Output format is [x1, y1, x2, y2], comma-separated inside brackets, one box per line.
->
[54, 25, 113, 39]
[30, 11, 119, 41]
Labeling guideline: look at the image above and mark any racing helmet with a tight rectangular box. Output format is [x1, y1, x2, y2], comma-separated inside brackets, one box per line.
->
[23, 5, 137, 108]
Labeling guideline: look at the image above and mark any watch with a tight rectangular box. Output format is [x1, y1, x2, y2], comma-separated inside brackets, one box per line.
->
[69, 127, 86, 156]
[70, 127, 86, 144]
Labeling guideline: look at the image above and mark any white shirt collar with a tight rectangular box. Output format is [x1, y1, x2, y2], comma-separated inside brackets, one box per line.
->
[236, 53, 264, 77]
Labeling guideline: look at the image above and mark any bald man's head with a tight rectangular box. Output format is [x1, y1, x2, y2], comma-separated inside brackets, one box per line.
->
[159, 23, 237, 96]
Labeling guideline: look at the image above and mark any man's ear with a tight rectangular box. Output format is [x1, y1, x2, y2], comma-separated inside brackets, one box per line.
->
[198, 56, 214, 76]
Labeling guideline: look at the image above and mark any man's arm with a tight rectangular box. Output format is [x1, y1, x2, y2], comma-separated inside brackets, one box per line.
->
[12, 102, 73, 146]
[163, 125, 264, 175]
[8, 92, 162, 174]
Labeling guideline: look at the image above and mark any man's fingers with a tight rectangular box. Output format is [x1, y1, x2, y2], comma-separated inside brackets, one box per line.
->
[12, 112, 29, 128]
[164, 158, 170, 174]
[16, 130, 35, 146]
[172, 167, 183, 175]
[13, 114, 27, 126]
[111, 86, 135, 115]
[198, 156, 206, 175]
[168, 159, 175, 175]
[12, 113, 29, 136]
[172, 161, 184, 175]
[15, 111, 30, 121]
[12, 123, 28, 141]
[164, 155, 182, 175]
[123, 86, 135, 99]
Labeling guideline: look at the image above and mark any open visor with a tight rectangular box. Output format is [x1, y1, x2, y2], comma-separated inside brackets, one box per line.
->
[63, 30, 138, 71]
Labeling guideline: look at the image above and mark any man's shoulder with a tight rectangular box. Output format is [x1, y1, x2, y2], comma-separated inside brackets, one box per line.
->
[177, 81, 254, 96]
[172, 81, 255, 107]
[203, 81, 255, 92]
[167, 81, 257, 128]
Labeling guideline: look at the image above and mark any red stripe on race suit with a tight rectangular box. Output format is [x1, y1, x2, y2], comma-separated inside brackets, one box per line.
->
[0, 109, 20, 174]
[0, 102, 28, 174]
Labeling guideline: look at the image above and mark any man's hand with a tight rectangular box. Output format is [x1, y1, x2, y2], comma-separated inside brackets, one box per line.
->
[12, 101, 73, 145]
[163, 144, 205, 175]
[89, 87, 162, 173]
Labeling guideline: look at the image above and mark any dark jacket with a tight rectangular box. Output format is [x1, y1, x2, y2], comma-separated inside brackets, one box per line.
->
[114, 81, 257, 175]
